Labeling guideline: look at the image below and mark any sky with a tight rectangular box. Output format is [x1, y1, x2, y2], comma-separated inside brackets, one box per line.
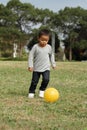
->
[0, 0, 87, 12]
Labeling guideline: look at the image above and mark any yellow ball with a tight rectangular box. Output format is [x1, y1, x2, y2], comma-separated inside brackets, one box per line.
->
[44, 87, 59, 103]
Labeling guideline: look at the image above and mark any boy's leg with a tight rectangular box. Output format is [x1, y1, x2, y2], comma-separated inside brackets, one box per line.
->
[29, 72, 40, 94]
[39, 70, 50, 97]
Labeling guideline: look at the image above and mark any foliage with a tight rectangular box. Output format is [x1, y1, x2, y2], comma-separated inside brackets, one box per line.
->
[0, 0, 87, 60]
[53, 7, 87, 60]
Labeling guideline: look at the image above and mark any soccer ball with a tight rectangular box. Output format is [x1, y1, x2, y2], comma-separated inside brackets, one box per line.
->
[44, 87, 59, 103]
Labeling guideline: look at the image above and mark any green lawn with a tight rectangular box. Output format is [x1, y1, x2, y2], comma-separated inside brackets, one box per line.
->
[0, 61, 87, 130]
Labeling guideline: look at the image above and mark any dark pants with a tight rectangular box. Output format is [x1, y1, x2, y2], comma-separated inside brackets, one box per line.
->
[29, 70, 50, 93]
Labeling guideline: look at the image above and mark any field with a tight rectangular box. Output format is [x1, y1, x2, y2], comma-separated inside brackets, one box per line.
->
[0, 61, 87, 130]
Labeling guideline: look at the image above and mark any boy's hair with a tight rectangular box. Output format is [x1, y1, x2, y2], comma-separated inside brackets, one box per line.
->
[38, 29, 51, 38]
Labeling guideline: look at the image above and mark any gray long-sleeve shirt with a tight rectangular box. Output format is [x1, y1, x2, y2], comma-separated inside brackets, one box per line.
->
[28, 44, 56, 72]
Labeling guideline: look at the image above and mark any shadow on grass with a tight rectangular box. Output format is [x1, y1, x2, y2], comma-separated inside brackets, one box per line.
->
[7, 90, 27, 97]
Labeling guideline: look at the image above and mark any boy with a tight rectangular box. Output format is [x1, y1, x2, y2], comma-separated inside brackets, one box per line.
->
[28, 29, 56, 98]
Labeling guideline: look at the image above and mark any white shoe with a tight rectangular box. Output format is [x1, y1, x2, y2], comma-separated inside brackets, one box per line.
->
[39, 91, 44, 98]
[28, 93, 34, 98]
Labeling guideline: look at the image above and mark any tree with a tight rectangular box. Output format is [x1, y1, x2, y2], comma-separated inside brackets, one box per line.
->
[0, 3, 16, 57]
[0, 0, 37, 57]
[7, 0, 37, 34]
[52, 7, 87, 61]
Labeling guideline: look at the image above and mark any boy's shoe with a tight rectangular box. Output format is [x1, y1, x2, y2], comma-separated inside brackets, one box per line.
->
[39, 90, 44, 98]
[28, 93, 34, 98]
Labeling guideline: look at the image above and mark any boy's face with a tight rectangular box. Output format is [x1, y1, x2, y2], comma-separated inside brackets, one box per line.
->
[38, 35, 49, 47]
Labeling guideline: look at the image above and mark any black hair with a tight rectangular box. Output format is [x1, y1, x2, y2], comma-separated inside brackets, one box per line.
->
[38, 29, 51, 38]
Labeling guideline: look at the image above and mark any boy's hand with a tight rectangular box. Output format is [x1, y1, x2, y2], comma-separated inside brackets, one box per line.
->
[52, 66, 56, 69]
[28, 67, 33, 72]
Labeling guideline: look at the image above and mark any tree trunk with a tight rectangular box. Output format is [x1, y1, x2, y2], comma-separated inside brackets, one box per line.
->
[69, 46, 72, 61]
[19, 43, 23, 57]
[13, 43, 18, 58]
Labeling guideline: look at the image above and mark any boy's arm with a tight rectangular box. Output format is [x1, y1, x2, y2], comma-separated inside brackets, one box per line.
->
[50, 47, 56, 69]
[28, 46, 35, 71]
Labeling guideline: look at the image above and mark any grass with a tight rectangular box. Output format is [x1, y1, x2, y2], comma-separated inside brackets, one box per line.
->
[0, 61, 87, 130]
